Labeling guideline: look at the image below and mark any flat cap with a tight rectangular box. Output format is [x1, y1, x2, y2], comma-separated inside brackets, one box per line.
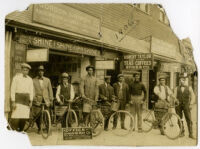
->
[158, 73, 168, 80]
[21, 63, 31, 69]
[38, 65, 45, 70]
[61, 72, 69, 78]
[104, 76, 111, 80]
[86, 65, 95, 71]
[117, 74, 124, 78]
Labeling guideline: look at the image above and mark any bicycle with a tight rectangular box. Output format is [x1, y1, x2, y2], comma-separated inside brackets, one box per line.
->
[53, 96, 79, 128]
[142, 100, 183, 140]
[108, 97, 134, 136]
[108, 110, 134, 136]
[23, 103, 51, 139]
[82, 97, 104, 137]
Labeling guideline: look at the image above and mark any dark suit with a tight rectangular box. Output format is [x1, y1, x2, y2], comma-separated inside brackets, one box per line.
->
[99, 83, 114, 129]
[32, 76, 53, 131]
[112, 82, 130, 128]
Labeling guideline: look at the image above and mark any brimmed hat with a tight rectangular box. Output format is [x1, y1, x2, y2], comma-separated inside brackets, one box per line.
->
[21, 63, 31, 69]
[158, 73, 168, 80]
[117, 74, 124, 78]
[179, 73, 188, 78]
[104, 76, 111, 80]
[86, 65, 95, 71]
[38, 65, 44, 70]
[61, 72, 69, 78]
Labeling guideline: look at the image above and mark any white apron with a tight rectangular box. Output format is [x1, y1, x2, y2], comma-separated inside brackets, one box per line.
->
[11, 104, 30, 119]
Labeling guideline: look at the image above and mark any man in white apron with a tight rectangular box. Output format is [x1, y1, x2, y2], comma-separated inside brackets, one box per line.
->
[10, 63, 33, 132]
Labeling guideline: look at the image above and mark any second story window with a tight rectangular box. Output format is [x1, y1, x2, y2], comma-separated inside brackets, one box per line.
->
[134, 4, 150, 14]
[158, 6, 169, 25]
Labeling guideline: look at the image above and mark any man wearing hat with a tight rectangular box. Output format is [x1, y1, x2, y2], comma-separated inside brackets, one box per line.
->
[10, 63, 34, 131]
[153, 72, 173, 135]
[80, 65, 99, 126]
[129, 72, 147, 132]
[174, 73, 195, 139]
[99, 76, 114, 131]
[112, 74, 130, 129]
[56, 72, 75, 127]
[32, 65, 53, 133]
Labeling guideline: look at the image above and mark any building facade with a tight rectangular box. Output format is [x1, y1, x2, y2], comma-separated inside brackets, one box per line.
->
[5, 4, 196, 114]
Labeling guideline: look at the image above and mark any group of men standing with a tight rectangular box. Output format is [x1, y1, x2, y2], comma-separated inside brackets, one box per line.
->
[9, 63, 196, 140]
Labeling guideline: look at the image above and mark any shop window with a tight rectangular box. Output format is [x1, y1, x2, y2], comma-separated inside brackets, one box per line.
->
[66, 63, 77, 72]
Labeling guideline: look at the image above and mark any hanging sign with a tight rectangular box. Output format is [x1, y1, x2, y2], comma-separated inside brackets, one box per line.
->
[26, 48, 49, 62]
[95, 60, 115, 70]
[123, 53, 153, 70]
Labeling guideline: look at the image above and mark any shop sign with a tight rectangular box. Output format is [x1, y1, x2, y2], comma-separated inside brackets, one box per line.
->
[151, 37, 176, 59]
[95, 60, 115, 70]
[33, 4, 100, 39]
[26, 48, 49, 62]
[160, 63, 181, 72]
[123, 53, 153, 70]
[18, 34, 101, 57]
[63, 127, 92, 140]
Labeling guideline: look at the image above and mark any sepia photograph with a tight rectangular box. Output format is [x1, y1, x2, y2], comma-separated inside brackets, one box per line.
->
[3, 1, 198, 147]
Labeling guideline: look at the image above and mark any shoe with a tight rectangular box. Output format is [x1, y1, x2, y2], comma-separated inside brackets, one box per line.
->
[112, 127, 116, 130]
[132, 128, 135, 131]
[121, 127, 127, 130]
[179, 133, 185, 137]
[138, 129, 143, 133]
[37, 129, 41, 135]
[104, 128, 108, 131]
[189, 134, 195, 139]
[160, 130, 164, 135]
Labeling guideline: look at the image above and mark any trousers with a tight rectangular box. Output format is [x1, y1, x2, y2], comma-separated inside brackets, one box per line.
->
[10, 118, 26, 132]
[175, 103, 193, 135]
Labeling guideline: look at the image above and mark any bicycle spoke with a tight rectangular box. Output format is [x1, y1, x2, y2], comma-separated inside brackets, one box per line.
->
[162, 113, 181, 140]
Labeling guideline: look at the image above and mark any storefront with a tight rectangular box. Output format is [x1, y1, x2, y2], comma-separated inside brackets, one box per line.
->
[9, 31, 122, 96]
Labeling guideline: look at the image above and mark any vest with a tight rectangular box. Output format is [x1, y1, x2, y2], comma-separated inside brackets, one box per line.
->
[177, 86, 190, 104]
[60, 83, 71, 101]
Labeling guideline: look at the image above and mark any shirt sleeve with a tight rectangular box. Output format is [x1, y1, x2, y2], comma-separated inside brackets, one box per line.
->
[48, 79, 54, 101]
[142, 84, 147, 100]
[167, 86, 173, 95]
[56, 85, 61, 102]
[154, 86, 160, 96]
[10, 76, 17, 102]
[70, 85, 75, 100]
[80, 78, 85, 97]
[189, 86, 195, 104]
[29, 79, 34, 101]
[95, 79, 99, 101]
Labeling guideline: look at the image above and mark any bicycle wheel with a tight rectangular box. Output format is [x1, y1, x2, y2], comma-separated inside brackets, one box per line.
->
[90, 109, 104, 137]
[142, 109, 155, 132]
[161, 113, 182, 140]
[108, 110, 134, 136]
[23, 119, 32, 132]
[66, 109, 78, 128]
[41, 110, 51, 139]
